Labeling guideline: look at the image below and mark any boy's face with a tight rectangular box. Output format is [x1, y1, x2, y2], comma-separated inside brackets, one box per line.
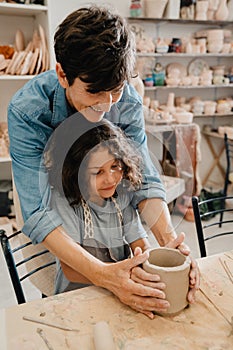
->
[56, 63, 124, 122]
[85, 147, 123, 205]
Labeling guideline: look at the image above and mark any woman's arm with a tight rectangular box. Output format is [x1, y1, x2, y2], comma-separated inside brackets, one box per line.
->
[61, 238, 151, 284]
[43, 226, 169, 319]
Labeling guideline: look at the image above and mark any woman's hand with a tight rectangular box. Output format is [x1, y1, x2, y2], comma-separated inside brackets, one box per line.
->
[166, 232, 200, 303]
[101, 249, 170, 319]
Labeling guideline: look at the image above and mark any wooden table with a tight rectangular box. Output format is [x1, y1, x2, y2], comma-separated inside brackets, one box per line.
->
[161, 175, 185, 203]
[1, 251, 233, 350]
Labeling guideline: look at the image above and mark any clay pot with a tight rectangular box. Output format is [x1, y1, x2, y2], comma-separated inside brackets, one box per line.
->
[204, 101, 217, 115]
[195, 1, 209, 20]
[215, 0, 229, 20]
[143, 247, 191, 316]
[227, 0, 233, 20]
[164, 0, 181, 19]
[145, 0, 168, 18]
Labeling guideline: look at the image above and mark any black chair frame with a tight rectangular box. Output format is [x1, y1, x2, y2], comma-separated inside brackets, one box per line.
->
[192, 195, 233, 257]
[223, 133, 233, 196]
[0, 229, 56, 304]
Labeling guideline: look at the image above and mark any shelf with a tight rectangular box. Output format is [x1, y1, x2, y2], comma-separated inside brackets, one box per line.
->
[128, 17, 233, 26]
[137, 52, 233, 58]
[0, 75, 35, 81]
[0, 3, 47, 16]
[202, 130, 225, 139]
[145, 84, 233, 91]
[194, 112, 233, 118]
[0, 156, 11, 163]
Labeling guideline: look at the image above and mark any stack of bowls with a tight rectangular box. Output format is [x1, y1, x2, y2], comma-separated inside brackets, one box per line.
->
[207, 29, 224, 53]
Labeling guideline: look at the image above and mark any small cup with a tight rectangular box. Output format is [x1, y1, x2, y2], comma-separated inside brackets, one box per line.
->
[143, 247, 191, 316]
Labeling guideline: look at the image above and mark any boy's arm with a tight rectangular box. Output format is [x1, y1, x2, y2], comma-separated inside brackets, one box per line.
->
[130, 238, 151, 253]
[60, 259, 92, 284]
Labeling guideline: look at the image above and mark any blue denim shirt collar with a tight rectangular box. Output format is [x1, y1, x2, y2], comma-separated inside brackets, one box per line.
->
[51, 78, 75, 127]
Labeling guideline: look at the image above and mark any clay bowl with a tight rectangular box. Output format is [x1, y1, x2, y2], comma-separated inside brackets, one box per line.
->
[173, 111, 193, 124]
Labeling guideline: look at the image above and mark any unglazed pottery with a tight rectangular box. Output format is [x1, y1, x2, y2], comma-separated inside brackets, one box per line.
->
[143, 247, 191, 316]
[215, 0, 229, 20]
[144, 0, 168, 18]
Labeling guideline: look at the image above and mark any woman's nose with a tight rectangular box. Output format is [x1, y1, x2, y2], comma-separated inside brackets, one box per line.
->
[98, 92, 113, 112]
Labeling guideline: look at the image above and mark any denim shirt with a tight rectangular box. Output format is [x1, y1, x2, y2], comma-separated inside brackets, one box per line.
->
[8, 70, 165, 244]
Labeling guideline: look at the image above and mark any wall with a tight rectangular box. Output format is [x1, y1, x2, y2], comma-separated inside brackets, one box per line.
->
[46, 0, 230, 190]
[47, 0, 131, 67]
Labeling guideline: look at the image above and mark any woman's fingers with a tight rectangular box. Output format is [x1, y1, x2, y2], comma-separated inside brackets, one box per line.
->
[166, 232, 190, 255]
[187, 257, 200, 303]
[130, 295, 170, 315]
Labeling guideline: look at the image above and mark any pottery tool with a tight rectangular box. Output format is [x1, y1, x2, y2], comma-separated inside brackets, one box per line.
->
[219, 257, 233, 284]
[23, 315, 79, 332]
[224, 252, 233, 261]
[199, 288, 231, 326]
[93, 321, 116, 350]
[37, 328, 54, 350]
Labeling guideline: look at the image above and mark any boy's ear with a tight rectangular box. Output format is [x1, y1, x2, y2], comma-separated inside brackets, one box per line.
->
[56, 63, 69, 88]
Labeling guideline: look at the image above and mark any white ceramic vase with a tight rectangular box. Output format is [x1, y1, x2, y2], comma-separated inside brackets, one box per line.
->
[143, 247, 191, 316]
[215, 0, 229, 20]
[195, 1, 209, 20]
[164, 0, 181, 19]
[227, 0, 233, 20]
[144, 0, 168, 18]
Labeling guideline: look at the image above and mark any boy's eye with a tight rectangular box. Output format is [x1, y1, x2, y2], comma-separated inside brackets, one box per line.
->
[112, 162, 123, 171]
[112, 164, 121, 170]
[94, 170, 103, 175]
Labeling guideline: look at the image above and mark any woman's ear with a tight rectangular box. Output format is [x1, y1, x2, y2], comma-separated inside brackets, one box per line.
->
[56, 63, 69, 88]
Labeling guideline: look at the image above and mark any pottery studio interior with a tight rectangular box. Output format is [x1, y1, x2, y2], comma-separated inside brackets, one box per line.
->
[0, 1, 233, 349]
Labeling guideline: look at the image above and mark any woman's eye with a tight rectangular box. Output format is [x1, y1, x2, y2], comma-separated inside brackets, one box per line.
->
[91, 170, 102, 176]
[112, 88, 124, 95]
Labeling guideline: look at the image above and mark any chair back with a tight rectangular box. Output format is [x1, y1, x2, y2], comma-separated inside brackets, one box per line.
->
[223, 133, 233, 195]
[12, 177, 56, 298]
[192, 195, 233, 257]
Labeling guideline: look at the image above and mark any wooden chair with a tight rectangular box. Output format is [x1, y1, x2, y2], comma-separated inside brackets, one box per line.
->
[192, 195, 233, 257]
[0, 229, 56, 304]
[222, 133, 233, 195]
[219, 133, 233, 225]
[0, 177, 56, 304]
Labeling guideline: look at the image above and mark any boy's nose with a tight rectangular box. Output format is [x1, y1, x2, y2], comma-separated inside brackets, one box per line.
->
[104, 169, 116, 183]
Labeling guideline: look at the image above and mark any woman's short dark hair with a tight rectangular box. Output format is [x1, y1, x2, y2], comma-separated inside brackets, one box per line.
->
[54, 6, 136, 92]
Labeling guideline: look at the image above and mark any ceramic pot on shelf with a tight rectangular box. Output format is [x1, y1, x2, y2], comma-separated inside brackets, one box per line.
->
[143, 247, 191, 316]
[164, 0, 181, 19]
[215, 0, 229, 20]
[227, 0, 233, 20]
[195, 1, 209, 20]
[144, 0, 168, 18]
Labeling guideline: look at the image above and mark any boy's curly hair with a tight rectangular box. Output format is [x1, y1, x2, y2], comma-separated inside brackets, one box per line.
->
[60, 119, 143, 206]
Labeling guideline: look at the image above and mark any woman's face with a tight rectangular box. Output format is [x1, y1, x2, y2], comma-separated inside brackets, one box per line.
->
[85, 147, 123, 205]
[56, 63, 124, 122]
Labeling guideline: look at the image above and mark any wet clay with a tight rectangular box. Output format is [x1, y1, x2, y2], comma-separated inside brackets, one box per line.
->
[143, 247, 191, 316]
